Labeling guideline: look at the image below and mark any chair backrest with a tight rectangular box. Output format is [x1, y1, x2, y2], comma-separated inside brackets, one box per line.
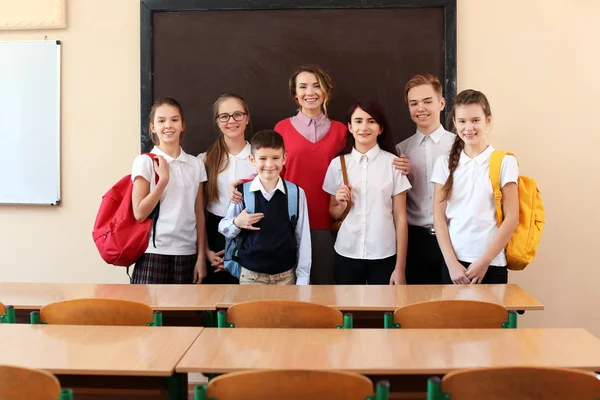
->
[394, 300, 508, 328]
[0, 302, 5, 315]
[441, 366, 600, 399]
[0, 365, 61, 400]
[40, 298, 154, 326]
[226, 300, 343, 328]
[206, 370, 374, 400]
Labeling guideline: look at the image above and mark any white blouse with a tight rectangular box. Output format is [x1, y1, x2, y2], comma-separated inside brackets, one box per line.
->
[323, 145, 411, 260]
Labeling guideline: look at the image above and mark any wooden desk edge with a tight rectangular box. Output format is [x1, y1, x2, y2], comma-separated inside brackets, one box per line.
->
[215, 303, 544, 311]
[11, 305, 217, 311]
[176, 365, 597, 375]
[50, 369, 176, 377]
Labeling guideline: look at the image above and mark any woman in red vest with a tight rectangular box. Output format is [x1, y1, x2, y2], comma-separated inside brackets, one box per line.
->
[272, 65, 346, 284]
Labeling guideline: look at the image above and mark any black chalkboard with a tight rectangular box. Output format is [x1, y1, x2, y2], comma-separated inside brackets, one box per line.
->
[141, 0, 456, 155]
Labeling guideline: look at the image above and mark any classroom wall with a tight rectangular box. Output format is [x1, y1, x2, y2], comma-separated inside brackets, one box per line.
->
[1, 1, 598, 334]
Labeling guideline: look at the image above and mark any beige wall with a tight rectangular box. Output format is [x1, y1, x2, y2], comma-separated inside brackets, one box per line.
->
[1, 1, 598, 334]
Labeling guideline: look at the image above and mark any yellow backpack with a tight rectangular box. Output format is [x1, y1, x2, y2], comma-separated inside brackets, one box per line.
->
[489, 151, 545, 270]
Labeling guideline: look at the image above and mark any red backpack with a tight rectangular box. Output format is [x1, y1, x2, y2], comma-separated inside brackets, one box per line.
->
[92, 154, 159, 266]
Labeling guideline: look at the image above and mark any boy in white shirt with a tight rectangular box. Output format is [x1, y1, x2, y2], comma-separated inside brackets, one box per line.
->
[393, 74, 455, 284]
[218, 130, 311, 285]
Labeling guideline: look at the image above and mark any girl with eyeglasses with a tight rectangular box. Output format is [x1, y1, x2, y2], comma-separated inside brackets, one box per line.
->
[198, 93, 257, 284]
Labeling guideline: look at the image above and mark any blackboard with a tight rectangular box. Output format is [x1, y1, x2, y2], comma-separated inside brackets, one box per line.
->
[140, 0, 456, 155]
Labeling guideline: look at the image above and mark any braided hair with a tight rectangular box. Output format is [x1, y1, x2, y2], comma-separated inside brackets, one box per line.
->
[442, 89, 492, 200]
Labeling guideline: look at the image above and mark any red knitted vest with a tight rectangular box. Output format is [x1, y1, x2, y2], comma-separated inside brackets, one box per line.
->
[274, 118, 346, 230]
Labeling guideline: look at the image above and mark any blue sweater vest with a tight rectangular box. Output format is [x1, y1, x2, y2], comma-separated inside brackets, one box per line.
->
[237, 190, 297, 274]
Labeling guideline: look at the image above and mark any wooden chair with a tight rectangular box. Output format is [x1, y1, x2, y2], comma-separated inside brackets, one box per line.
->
[218, 300, 352, 328]
[35, 298, 161, 326]
[0, 365, 73, 400]
[384, 300, 516, 329]
[194, 370, 389, 400]
[427, 366, 600, 399]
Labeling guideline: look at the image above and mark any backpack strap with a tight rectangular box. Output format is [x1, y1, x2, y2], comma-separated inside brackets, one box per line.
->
[241, 182, 255, 214]
[145, 153, 160, 248]
[489, 150, 515, 227]
[338, 154, 352, 225]
[282, 180, 299, 231]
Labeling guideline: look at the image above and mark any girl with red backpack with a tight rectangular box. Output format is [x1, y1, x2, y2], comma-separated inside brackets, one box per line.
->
[130, 97, 208, 284]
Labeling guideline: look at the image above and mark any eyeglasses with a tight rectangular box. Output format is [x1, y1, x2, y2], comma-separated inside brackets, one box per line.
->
[216, 112, 247, 123]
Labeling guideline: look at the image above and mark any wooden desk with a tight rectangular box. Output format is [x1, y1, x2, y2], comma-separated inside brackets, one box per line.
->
[177, 327, 600, 399]
[217, 284, 544, 311]
[0, 282, 230, 311]
[177, 328, 600, 375]
[0, 282, 232, 326]
[0, 324, 202, 399]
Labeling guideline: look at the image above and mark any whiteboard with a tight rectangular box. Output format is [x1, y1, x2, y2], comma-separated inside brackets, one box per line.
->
[0, 41, 61, 205]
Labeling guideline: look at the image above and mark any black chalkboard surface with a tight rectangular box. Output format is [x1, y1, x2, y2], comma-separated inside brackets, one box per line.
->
[141, 1, 456, 155]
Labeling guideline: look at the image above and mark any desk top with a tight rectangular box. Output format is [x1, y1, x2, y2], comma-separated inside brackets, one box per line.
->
[0, 282, 231, 311]
[216, 284, 544, 311]
[0, 324, 202, 376]
[177, 328, 600, 374]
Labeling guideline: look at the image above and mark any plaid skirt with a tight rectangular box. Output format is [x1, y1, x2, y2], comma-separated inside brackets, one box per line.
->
[131, 253, 197, 284]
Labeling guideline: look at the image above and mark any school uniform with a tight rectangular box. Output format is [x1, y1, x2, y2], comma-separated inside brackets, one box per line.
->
[218, 176, 312, 285]
[275, 113, 346, 285]
[323, 145, 412, 285]
[130, 146, 207, 284]
[198, 142, 256, 284]
[396, 126, 455, 284]
[431, 145, 518, 284]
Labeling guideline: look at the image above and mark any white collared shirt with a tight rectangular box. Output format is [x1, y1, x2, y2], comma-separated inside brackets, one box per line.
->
[218, 176, 312, 285]
[431, 145, 519, 266]
[396, 125, 455, 227]
[131, 146, 207, 255]
[323, 145, 412, 260]
[198, 142, 256, 217]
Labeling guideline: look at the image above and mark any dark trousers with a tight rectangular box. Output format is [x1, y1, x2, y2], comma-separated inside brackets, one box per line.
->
[441, 260, 508, 284]
[310, 229, 336, 284]
[203, 211, 239, 285]
[405, 225, 444, 284]
[334, 252, 396, 285]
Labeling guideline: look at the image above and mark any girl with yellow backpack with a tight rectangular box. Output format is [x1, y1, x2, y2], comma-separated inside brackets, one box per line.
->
[431, 89, 543, 284]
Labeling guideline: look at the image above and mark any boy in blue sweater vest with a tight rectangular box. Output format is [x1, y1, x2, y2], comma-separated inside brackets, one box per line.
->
[218, 130, 311, 284]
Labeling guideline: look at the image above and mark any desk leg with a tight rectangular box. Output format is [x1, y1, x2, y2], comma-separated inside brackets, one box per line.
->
[165, 373, 187, 400]
[204, 310, 218, 327]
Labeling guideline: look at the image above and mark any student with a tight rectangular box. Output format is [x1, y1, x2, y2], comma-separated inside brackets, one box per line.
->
[393, 74, 455, 284]
[323, 101, 411, 285]
[198, 93, 256, 284]
[218, 130, 311, 285]
[432, 89, 519, 284]
[131, 97, 207, 284]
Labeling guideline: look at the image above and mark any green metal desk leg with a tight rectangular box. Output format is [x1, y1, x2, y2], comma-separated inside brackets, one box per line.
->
[6, 306, 16, 324]
[194, 385, 208, 400]
[165, 373, 186, 400]
[375, 380, 390, 400]
[204, 310, 217, 327]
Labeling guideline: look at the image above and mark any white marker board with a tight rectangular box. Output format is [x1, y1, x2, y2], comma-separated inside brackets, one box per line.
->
[0, 40, 61, 205]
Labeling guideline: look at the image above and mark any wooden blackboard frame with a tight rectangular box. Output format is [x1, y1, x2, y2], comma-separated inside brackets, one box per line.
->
[140, 0, 456, 152]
